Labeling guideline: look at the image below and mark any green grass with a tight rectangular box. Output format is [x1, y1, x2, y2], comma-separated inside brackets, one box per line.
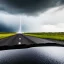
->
[23, 32, 64, 41]
[0, 32, 16, 39]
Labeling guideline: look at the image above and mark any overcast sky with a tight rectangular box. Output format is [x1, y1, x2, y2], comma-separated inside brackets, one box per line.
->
[0, 0, 64, 32]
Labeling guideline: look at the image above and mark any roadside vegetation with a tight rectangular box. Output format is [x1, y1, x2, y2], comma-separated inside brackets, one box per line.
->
[23, 32, 64, 41]
[0, 32, 16, 39]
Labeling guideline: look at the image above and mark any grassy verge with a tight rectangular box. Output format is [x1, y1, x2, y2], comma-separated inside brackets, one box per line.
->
[0, 32, 16, 39]
[23, 32, 64, 41]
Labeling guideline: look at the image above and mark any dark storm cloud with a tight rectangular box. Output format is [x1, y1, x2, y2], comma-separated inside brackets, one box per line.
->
[0, 0, 63, 14]
[0, 23, 16, 32]
[60, 0, 64, 4]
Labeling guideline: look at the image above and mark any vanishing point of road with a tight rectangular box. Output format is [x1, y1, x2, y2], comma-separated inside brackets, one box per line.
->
[0, 34, 64, 46]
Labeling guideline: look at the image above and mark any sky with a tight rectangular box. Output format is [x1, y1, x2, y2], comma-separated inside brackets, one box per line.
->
[0, 0, 64, 32]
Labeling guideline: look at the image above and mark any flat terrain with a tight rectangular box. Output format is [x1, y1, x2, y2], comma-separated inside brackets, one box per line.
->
[24, 32, 64, 41]
[0, 32, 16, 39]
[0, 33, 64, 46]
[0, 34, 35, 46]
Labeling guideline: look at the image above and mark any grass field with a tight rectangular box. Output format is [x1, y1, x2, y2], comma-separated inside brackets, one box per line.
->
[0, 32, 16, 39]
[23, 32, 64, 41]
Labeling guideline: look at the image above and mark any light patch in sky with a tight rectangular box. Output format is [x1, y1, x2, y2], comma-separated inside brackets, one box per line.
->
[0, 5, 64, 32]
[20, 6, 64, 32]
[41, 23, 64, 32]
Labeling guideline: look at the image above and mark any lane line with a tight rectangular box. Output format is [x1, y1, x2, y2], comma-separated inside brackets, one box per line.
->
[18, 42, 21, 45]
[19, 38, 21, 40]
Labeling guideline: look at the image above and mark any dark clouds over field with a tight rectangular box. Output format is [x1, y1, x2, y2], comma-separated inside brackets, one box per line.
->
[0, 0, 63, 14]
[0, 23, 15, 32]
[0, 0, 64, 32]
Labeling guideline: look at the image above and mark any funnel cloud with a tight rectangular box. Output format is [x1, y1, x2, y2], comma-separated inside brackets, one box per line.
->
[0, 0, 64, 32]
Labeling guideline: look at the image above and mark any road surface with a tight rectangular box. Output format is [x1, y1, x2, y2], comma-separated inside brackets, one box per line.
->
[0, 34, 64, 46]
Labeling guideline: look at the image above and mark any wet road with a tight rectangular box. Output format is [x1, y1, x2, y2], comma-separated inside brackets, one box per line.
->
[0, 34, 64, 46]
[0, 34, 35, 46]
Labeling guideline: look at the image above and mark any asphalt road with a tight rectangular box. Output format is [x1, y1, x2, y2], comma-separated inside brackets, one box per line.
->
[0, 34, 64, 46]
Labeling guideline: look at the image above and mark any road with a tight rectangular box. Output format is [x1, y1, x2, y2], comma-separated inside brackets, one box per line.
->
[0, 34, 64, 46]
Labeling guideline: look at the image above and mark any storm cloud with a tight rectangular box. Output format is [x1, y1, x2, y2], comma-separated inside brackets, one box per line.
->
[0, 0, 63, 14]
[0, 0, 64, 32]
[0, 23, 15, 32]
[0, 12, 20, 32]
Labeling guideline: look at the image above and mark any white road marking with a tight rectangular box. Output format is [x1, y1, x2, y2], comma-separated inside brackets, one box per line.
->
[18, 42, 21, 45]
[19, 38, 21, 40]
